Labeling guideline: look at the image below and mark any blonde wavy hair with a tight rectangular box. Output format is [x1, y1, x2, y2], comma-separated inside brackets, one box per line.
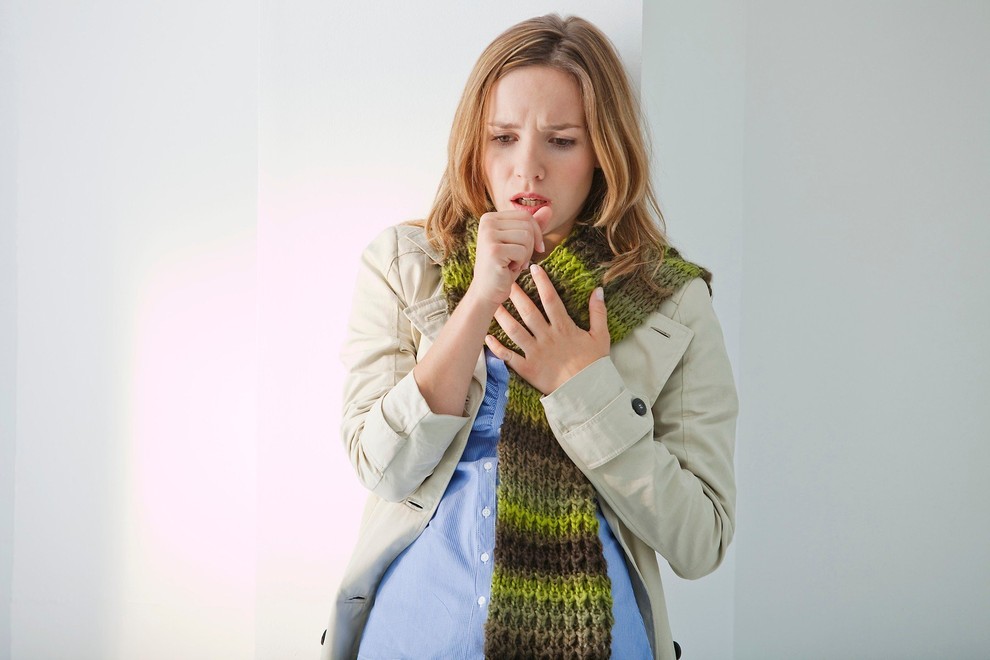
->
[424, 14, 670, 286]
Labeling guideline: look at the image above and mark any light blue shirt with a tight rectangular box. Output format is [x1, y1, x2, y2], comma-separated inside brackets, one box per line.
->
[358, 349, 652, 659]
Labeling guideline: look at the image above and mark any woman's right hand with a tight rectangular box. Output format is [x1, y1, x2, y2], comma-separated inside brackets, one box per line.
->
[468, 207, 550, 307]
[412, 206, 548, 417]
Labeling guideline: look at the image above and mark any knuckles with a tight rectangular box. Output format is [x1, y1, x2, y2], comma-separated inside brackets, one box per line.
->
[480, 210, 530, 223]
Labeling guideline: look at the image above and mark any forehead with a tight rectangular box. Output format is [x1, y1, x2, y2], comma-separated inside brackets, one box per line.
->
[487, 66, 586, 124]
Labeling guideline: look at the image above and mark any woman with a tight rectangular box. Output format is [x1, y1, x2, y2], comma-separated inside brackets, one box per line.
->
[321, 14, 737, 660]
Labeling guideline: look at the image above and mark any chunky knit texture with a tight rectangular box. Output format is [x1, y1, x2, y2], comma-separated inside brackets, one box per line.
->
[442, 218, 710, 660]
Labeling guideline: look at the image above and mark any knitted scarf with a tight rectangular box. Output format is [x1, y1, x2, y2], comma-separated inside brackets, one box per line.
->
[441, 217, 710, 659]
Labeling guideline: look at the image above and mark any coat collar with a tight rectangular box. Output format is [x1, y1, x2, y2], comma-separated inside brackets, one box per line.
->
[404, 225, 442, 264]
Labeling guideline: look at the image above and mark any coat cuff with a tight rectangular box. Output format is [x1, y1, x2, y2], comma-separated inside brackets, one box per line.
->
[540, 357, 653, 469]
[363, 369, 470, 474]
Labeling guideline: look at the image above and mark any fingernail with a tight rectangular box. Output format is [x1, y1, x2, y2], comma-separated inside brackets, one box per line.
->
[595, 287, 604, 301]
[530, 263, 540, 274]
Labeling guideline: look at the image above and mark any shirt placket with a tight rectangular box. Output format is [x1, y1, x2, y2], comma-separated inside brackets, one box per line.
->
[472, 456, 496, 618]
[472, 358, 508, 627]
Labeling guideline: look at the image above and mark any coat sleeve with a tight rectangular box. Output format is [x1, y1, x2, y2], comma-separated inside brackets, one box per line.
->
[340, 227, 470, 502]
[541, 277, 737, 579]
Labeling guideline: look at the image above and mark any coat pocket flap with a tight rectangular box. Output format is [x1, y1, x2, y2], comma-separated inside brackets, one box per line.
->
[612, 313, 694, 401]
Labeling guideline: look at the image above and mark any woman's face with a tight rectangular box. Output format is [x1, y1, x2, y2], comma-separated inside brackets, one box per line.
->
[483, 66, 598, 255]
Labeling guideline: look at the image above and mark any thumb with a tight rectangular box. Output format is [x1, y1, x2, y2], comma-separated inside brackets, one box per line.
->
[531, 206, 550, 253]
[589, 287, 608, 340]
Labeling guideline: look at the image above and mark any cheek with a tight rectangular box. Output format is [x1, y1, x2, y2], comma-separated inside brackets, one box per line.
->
[480, 167, 494, 201]
[567, 159, 596, 208]
[566, 158, 596, 191]
[482, 154, 501, 188]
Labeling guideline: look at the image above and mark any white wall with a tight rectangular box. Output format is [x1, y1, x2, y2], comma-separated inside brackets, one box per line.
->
[6, 1, 258, 658]
[643, 2, 990, 658]
[0, 0, 17, 654]
[734, 1, 990, 658]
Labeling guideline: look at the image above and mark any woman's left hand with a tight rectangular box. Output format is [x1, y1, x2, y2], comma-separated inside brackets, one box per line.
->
[485, 263, 610, 395]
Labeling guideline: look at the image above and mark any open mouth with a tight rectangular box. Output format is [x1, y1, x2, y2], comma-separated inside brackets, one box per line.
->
[511, 195, 550, 213]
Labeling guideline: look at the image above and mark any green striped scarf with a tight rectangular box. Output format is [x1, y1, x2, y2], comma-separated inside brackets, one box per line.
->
[442, 217, 709, 659]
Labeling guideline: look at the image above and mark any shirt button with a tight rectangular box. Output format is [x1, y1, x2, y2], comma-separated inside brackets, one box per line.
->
[631, 397, 648, 416]
[482, 507, 492, 518]
[480, 552, 490, 563]
[483, 461, 493, 471]
[477, 596, 486, 607]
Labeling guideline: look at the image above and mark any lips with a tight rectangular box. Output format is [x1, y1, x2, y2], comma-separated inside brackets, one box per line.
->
[510, 193, 549, 215]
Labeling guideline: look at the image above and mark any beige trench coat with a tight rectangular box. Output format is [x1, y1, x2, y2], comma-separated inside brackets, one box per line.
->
[321, 224, 738, 660]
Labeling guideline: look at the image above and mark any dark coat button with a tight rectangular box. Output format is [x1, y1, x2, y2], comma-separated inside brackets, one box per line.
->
[631, 397, 648, 416]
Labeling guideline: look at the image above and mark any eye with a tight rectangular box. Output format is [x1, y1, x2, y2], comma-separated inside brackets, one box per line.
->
[549, 137, 576, 149]
[491, 135, 514, 145]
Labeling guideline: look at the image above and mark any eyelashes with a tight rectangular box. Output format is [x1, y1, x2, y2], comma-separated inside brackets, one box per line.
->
[489, 135, 577, 149]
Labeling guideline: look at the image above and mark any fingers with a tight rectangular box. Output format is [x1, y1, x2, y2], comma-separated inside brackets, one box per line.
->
[528, 263, 570, 326]
[508, 282, 549, 332]
[502, 244, 535, 273]
[475, 237, 529, 264]
[588, 286, 609, 345]
[493, 305, 533, 350]
[484, 333, 523, 369]
[486, 227, 539, 247]
[479, 208, 547, 261]
[477, 213, 538, 271]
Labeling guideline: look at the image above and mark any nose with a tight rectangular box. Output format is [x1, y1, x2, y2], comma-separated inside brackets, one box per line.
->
[513, 138, 544, 181]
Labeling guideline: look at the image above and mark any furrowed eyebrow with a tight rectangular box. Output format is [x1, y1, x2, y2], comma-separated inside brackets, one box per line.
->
[488, 122, 585, 131]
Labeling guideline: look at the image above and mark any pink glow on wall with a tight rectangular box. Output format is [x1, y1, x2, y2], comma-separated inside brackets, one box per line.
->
[253, 167, 437, 646]
[118, 234, 258, 656]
